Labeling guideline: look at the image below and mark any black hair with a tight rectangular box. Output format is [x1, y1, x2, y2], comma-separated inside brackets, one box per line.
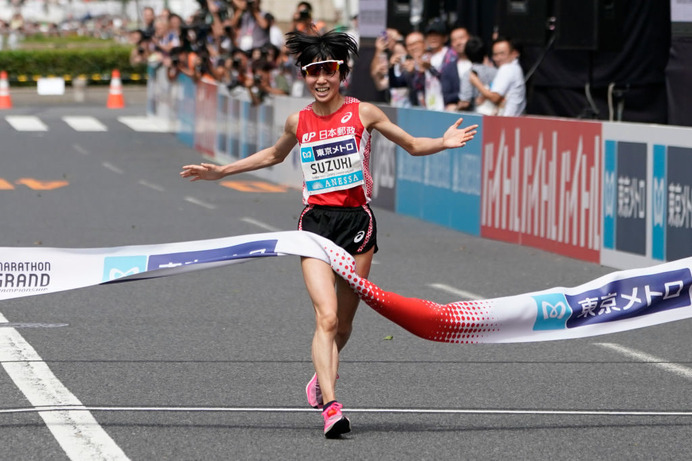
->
[493, 35, 521, 54]
[298, 1, 313, 12]
[465, 35, 486, 64]
[285, 30, 359, 81]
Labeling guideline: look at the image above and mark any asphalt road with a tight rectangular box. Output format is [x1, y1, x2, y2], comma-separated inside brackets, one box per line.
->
[1, 88, 692, 460]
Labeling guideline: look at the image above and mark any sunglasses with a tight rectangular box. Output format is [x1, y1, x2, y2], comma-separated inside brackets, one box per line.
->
[301, 60, 344, 77]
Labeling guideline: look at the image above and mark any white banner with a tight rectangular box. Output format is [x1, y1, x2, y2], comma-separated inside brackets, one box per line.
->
[1, 231, 691, 343]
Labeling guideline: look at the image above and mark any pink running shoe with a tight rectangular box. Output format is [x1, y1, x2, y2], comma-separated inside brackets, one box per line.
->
[306, 373, 322, 409]
[306, 373, 339, 409]
[322, 402, 351, 438]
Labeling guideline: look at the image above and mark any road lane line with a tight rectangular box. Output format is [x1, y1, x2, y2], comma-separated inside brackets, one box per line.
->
[117, 116, 172, 132]
[138, 180, 165, 192]
[0, 405, 690, 417]
[429, 283, 483, 300]
[62, 116, 107, 132]
[596, 342, 692, 380]
[5, 116, 48, 131]
[184, 196, 216, 210]
[102, 162, 123, 174]
[240, 217, 280, 232]
[72, 144, 90, 156]
[0, 313, 129, 460]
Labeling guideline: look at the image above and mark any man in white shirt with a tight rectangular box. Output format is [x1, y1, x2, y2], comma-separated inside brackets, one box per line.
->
[469, 37, 526, 116]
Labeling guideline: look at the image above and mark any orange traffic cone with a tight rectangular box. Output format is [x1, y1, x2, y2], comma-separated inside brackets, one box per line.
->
[0, 71, 12, 109]
[106, 69, 124, 108]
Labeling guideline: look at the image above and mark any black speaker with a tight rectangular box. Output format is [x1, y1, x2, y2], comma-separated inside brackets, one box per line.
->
[496, 0, 551, 45]
[386, 0, 414, 35]
[554, 0, 623, 51]
[386, 0, 450, 35]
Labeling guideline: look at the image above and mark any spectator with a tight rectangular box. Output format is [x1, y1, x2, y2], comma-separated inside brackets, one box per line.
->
[291, 1, 327, 35]
[230, 0, 270, 52]
[440, 26, 470, 111]
[266, 12, 285, 49]
[390, 31, 426, 107]
[386, 39, 412, 107]
[469, 36, 526, 116]
[369, 29, 400, 94]
[156, 13, 182, 56]
[458, 35, 497, 112]
[141, 6, 155, 38]
[128, 28, 152, 66]
[246, 56, 289, 105]
[421, 18, 456, 110]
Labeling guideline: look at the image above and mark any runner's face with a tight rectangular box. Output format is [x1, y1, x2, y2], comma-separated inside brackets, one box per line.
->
[304, 59, 342, 103]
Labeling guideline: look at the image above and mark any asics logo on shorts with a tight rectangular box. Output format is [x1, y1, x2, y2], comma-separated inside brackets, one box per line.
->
[354, 230, 365, 243]
[341, 112, 353, 123]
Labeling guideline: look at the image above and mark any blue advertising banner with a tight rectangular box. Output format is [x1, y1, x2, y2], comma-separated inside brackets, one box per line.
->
[240, 100, 258, 158]
[666, 146, 692, 259]
[652, 144, 667, 260]
[395, 109, 483, 236]
[216, 89, 229, 156]
[176, 73, 196, 147]
[370, 105, 397, 211]
[615, 142, 647, 256]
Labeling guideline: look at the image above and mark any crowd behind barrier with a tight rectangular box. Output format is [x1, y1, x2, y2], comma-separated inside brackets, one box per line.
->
[126, 2, 692, 271]
[149, 64, 692, 272]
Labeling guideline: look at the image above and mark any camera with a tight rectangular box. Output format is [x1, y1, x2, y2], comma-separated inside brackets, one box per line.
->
[298, 8, 310, 20]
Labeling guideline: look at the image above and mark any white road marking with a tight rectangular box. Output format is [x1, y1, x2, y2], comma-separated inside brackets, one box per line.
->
[596, 342, 692, 380]
[117, 116, 172, 132]
[241, 217, 280, 232]
[72, 144, 90, 155]
[0, 313, 129, 460]
[102, 162, 123, 174]
[0, 405, 690, 418]
[138, 180, 165, 192]
[6, 115, 48, 131]
[185, 196, 216, 210]
[62, 116, 107, 132]
[429, 283, 483, 300]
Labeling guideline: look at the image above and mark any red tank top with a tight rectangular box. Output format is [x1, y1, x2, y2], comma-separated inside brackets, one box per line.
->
[296, 97, 373, 206]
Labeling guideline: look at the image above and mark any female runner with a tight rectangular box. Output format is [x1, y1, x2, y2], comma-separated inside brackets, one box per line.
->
[181, 30, 478, 438]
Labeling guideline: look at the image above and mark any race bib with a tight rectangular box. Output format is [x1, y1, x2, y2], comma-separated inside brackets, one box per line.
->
[300, 135, 364, 195]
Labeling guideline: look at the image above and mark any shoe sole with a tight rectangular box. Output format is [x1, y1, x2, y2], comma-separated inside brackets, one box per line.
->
[324, 417, 351, 439]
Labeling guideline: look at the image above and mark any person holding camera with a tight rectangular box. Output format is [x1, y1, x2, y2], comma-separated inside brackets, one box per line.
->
[386, 31, 426, 107]
[230, 0, 270, 52]
[244, 56, 289, 105]
[420, 18, 456, 111]
[291, 2, 326, 36]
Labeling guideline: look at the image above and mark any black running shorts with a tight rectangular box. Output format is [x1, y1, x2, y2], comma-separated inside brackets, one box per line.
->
[298, 204, 378, 255]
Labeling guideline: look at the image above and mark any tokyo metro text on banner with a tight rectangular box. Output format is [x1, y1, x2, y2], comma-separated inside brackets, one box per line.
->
[481, 116, 602, 263]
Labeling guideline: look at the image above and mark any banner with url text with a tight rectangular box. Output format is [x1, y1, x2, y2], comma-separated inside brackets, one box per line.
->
[1, 231, 691, 343]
